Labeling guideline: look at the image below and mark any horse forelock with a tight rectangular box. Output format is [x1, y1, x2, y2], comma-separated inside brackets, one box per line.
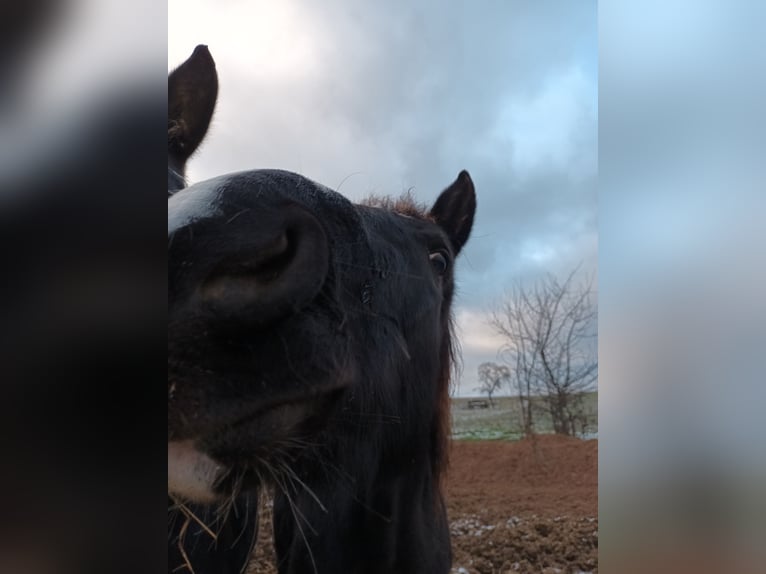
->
[362, 191, 432, 221]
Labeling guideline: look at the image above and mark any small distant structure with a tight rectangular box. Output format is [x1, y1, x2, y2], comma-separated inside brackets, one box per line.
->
[467, 399, 490, 410]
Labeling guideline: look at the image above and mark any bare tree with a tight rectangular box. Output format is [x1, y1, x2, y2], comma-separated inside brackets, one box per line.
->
[488, 266, 597, 437]
[475, 362, 510, 407]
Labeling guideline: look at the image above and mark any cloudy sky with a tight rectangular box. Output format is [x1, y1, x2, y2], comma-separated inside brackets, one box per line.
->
[169, 0, 597, 396]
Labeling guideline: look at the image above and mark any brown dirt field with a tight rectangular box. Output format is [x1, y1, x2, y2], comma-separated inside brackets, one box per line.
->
[248, 435, 598, 573]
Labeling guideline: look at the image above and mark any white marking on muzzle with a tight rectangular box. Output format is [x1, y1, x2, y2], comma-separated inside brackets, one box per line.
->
[168, 440, 222, 503]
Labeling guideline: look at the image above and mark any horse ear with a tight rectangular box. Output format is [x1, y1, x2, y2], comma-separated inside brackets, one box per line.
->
[168, 45, 218, 164]
[429, 170, 476, 256]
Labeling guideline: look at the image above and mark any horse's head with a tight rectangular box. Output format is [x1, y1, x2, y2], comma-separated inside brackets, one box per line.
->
[167, 168, 475, 504]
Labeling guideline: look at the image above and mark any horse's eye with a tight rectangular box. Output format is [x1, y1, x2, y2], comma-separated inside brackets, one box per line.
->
[429, 250, 449, 275]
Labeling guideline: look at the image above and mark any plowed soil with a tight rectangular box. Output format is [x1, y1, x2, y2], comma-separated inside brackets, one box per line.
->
[248, 435, 598, 573]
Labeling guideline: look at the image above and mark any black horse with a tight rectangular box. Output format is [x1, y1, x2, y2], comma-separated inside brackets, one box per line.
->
[167, 46, 258, 574]
[168, 46, 476, 574]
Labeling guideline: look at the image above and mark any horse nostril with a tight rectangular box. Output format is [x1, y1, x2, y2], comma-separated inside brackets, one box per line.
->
[244, 232, 292, 283]
[197, 206, 329, 329]
[201, 231, 291, 297]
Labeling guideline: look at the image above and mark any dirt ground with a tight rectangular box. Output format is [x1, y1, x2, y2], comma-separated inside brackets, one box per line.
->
[248, 435, 597, 573]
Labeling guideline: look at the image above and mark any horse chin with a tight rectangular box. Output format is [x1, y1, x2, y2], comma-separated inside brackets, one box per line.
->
[168, 387, 346, 500]
[168, 440, 224, 503]
[204, 389, 345, 462]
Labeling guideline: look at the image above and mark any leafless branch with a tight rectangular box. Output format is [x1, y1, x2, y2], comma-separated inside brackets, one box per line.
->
[487, 266, 597, 436]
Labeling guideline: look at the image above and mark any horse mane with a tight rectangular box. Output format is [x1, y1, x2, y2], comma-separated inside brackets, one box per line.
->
[363, 190, 458, 484]
[362, 191, 433, 221]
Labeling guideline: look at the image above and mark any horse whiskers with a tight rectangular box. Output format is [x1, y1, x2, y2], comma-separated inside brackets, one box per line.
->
[312, 456, 393, 524]
[281, 463, 328, 514]
[214, 468, 246, 534]
[273, 474, 317, 537]
[228, 489, 255, 549]
[275, 436, 323, 452]
[262, 458, 320, 574]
